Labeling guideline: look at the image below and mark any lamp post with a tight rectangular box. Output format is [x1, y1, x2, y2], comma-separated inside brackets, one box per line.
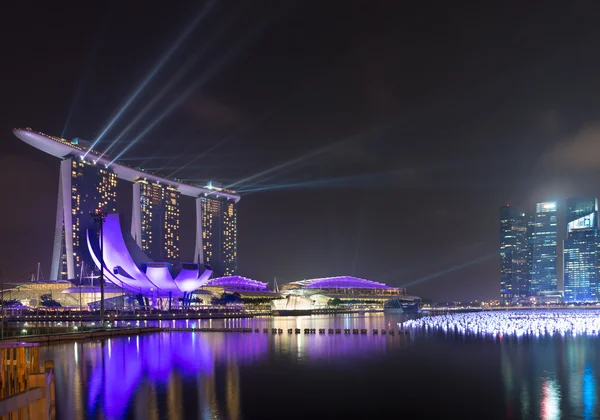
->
[90, 209, 106, 327]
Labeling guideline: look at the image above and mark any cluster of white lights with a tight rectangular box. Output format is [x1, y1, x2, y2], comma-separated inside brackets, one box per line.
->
[404, 309, 600, 337]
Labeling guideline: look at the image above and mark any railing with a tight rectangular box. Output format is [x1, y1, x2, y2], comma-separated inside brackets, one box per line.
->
[0, 343, 54, 419]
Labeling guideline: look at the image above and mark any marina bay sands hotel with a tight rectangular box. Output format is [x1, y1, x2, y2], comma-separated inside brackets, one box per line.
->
[13, 128, 240, 280]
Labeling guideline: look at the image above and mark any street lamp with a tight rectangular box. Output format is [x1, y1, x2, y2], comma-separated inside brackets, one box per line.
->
[90, 209, 106, 327]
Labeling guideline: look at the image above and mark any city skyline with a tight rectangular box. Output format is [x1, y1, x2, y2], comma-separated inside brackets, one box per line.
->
[500, 197, 600, 305]
[4, 3, 600, 301]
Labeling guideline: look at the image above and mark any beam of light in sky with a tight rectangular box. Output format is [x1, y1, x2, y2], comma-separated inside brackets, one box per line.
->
[236, 173, 388, 193]
[83, 0, 217, 158]
[62, 8, 110, 138]
[108, 15, 272, 167]
[166, 109, 276, 177]
[165, 73, 316, 177]
[399, 252, 497, 288]
[98, 8, 241, 160]
[225, 124, 387, 190]
[117, 155, 181, 161]
[143, 165, 221, 171]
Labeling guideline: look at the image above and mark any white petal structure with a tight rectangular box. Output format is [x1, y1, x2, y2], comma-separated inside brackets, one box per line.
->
[87, 213, 211, 297]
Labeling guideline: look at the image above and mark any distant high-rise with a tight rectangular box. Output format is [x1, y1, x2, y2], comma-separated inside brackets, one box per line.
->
[196, 182, 238, 276]
[131, 179, 181, 262]
[564, 197, 599, 302]
[52, 158, 118, 280]
[500, 205, 530, 305]
[530, 202, 558, 294]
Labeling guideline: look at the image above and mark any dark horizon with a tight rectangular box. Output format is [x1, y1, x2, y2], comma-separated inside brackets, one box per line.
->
[4, 2, 600, 301]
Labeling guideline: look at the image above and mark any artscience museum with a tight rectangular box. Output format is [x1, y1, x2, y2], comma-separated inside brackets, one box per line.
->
[87, 213, 212, 306]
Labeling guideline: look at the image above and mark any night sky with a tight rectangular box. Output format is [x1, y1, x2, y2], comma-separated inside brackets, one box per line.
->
[3, 1, 600, 301]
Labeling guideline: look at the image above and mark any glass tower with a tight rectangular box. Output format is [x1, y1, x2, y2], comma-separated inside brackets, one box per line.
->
[530, 202, 558, 294]
[52, 157, 118, 280]
[199, 195, 238, 276]
[500, 205, 530, 305]
[137, 179, 180, 262]
[564, 197, 598, 303]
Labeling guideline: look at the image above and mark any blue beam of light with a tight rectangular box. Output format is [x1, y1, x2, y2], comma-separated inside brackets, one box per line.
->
[142, 164, 221, 171]
[166, 72, 317, 177]
[225, 124, 388, 190]
[108, 15, 272, 167]
[83, 0, 217, 158]
[166, 109, 276, 178]
[399, 252, 497, 288]
[62, 7, 110, 139]
[236, 173, 389, 193]
[98, 8, 241, 161]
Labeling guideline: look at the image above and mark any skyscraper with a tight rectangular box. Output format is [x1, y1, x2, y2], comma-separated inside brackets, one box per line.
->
[13, 128, 241, 280]
[132, 179, 180, 262]
[500, 205, 530, 305]
[197, 184, 238, 276]
[564, 197, 598, 302]
[52, 157, 118, 280]
[530, 202, 558, 294]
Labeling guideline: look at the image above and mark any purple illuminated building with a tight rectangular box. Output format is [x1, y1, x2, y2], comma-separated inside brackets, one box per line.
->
[87, 213, 211, 301]
[206, 276, 270, 292]
[12, 128, 240, 280]
[283, 276, 404, 296]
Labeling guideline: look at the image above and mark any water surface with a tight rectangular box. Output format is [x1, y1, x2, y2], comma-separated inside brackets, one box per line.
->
[39, 313, 600, 419]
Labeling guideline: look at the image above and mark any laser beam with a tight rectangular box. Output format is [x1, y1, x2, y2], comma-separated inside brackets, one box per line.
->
[62, 8, 110, 138]
[98, 9, 241, 160]
[226, 124, 387, 190]
[83, 0, 217, 158]
[108, 15, 272, 166]
[236, 173, 388, 193]
[399, 252, 496, 288]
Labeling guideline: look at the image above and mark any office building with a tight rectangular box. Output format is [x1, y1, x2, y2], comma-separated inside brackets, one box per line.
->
[198, 190, 238, 276]
[52, 157, 118, 280]
[530, 202, 558, 294]
[132, 179, 180, 262]
[564, 197, 599, 302]
[499, 205, 531, 305]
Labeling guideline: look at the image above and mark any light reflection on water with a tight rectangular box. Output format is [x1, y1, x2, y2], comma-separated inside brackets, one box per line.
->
[38, 313, 600, 419]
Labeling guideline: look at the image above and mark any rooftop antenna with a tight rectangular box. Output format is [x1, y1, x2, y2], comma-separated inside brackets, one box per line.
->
[36, 262, 41, 282]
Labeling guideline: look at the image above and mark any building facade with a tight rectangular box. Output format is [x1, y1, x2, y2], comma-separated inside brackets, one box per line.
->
[132, 180, 180, 262]
[564, 197, 599, 303]
[197, 194, 238, 276]
[499, 205, 531, 305]
[530, 202, 558, 294]
[51, 157, 118, 280]
[14, 128, 241, 281]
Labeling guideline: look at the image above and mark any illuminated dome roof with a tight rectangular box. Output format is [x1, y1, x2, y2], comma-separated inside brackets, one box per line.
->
[86, 213, 212, 297]
[288, 276, 395, 289]
[207, 276, 269, 291]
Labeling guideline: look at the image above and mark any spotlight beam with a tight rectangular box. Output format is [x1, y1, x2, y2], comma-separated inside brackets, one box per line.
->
[167, 74, 316, 178]
[98, 9, 241, 160]
[108, 16, 272, 166]
[236, 173, 389, 193]
[168, 110, 275, 178]
[399, 253, 496, 288]
[225, 124, 387, 190]
[83, 0, 217, 158]
[62, 8, 110, 138]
